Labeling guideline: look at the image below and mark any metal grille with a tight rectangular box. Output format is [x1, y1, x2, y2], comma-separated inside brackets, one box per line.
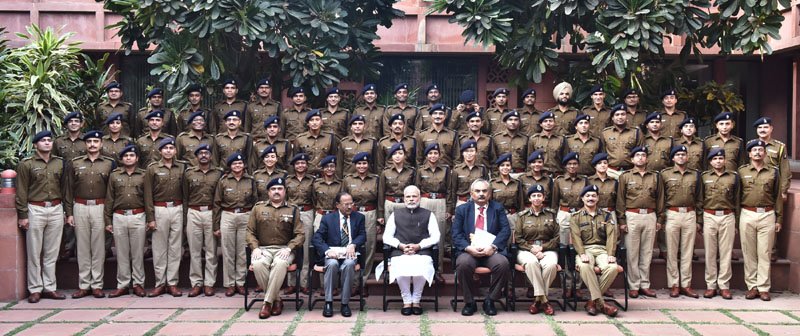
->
[375, 56, 478, 107]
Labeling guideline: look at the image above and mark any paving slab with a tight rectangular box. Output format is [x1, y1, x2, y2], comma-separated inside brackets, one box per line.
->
[0, 323, 23, 334]
[668, 310, 737, 323]
[44, 309, 115, 322]
[688, 324, 757, 336]
[752, 324, 800, 335]
[15, 322, 91, 336]
[493, 323, 556, 336]
[222, 322, 291, 336]
[292, 322, 356, 336]
[361, 322, 421, 335]
[155, 322, 224, 335]
[174, 309, 237, 321]
[0, 309, 51, 322]
[84, 322, 160, 336]
[560, 324, 624, 336]
[613, 309, 672, 322]
[623, 323, 691, 336]
[111, 308, 177, 322]
[428, 322, 489, 336]
[730, 311, 799, 324]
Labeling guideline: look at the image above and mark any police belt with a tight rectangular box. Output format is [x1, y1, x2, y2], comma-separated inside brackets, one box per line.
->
[115, 208, 145, 215]
[352, 203, 377, 212]
[154, 200, 182, 207]
[667, 206, 694, 213]
[316, 209, 335, 215]
[704, 209, 734, 216]
[626, 208, 655, 214]
[743, 206, 773, 213]
[29, 199, 61, 207]
[559, 206, 578, 213]
[188, 205, 211, 212]
[223, 207, 251, 213]
[75, 197, 105, 205]
[386, 196, 404, 203]
[298, 204, 313, 211]
[421, 192, 445, 199]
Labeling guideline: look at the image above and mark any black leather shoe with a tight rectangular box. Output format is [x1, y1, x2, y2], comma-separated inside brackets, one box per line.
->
[483, 299, 498, 316]
[322, 302, 333, 318]
[461, 302, 478, 316]
[412, 307, 423, 315]
[341, 304, 352, 317]
[401, 307, 413, 316]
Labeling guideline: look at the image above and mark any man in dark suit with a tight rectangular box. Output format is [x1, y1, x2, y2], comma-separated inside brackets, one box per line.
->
[312, 192, 366, 318]
[452, 179, 511, 316]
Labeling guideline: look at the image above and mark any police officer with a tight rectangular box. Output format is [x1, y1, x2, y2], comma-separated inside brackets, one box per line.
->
[617, 146, 662, 298]
[253, 116, 292, 172]
[546, 82, 579, 136]
[528, 112, 566, 175]
[176, 84, 212, 134]
[660, 145, 701, 298]
[676, 117, 705, 171]
[285, 153, 316, 294]
[657, 89, 688, 138]
[144, 138, 187, 297]
[565, 114, 604, 176]
[457, 111, 494, 168]
[643, 112, 673, 172]
[339, 114, 377, 175]
[342, 152, 380, 294]
[247, 177, 305, 319]
[213, 152, 257, 297]
[101, 113, 134, 164]
[580, 85, 611, 137]
[416, 143, 452, 282]
[571, 185, 620, 317]
[738, 140, 782, 301]
[135, 110, 172, 168]
[96, 81, 134, 137]
[450, 90, 484, 136]
[753, 117, 789, 200]
[416, 84, 451, 131]
[587, 153, 617, 222]
[704, 111, 743, 172]
[383, 83, 419, 137]
[518, 88, 542, 136]
[254, 145, 288, 201]
[417, 103, 458, 167]
[493, 111, 529, 177]
[212, 79, 248, 134]
[246, 79, 280, 141]
[519, 150, 554, 208]
[485, 88, 511, 135]
[312, 155, 343, 232]
[105, 145, 147, 298]
[65, 130, 115, 298]
[16, 131, 68, 303]
[136, 88, 177, 137]
[55, 112, 86, 260]
[515, 184, 559, 315]
[352, 84, 384, 140]
[699, 148, 738, 300]
[281, 87, 312, 141]
[450, 140, 489, 210]
[184, 144, 223, 297]
[491, 153, 524, 224]
[378, 113, 417, 171]
[620, 88, 646, 130]
[320, 87, 350, 140]
[294, 109, 336, 177]
[551, 152, 587, 297]
[176, 111, 216, 166]
[214, 110, 254, 170]
[602, 104, 643, 178]
[379, 143, 416, 223]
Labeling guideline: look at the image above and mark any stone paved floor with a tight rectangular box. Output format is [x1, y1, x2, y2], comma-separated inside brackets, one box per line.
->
[1, 289, 799, 335]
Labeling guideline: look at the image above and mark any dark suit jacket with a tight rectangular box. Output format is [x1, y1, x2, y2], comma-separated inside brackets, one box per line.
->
[452, 200, 511, 259]
[312, 210, 367, 261]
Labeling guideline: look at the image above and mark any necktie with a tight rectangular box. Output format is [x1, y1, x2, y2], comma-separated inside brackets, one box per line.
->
[340, 216, 350, 247]
[476, 206, 485, 230]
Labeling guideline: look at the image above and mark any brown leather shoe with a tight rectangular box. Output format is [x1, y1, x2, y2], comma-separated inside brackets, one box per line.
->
[259, 302, 272, 319]
[28, 292, 41, 303]
[188, 286, 202, 297]
[204, 286, 215, 296]
[720, 289, 732, 300]
[109, 288, 129, 298]
[602, 302, 619, 317]
[628, 290, 639, 298]
[270, 300, 284, 316]
[42, 291, 66, 300]
[669, 286, 680, 298]
[225, 286, 236, 297]
[703, 289, 717, 298]
[541, 302, 555, 316]
[72, 289, 91, 299]
[236, 286, 246, 296]
[680, 287, 699, 298]
[528, 303, 540, 314]
[640, 288, 657, 298]
[745, 288, 758, 300]
[133, 285, 146, 297]
[759, 292, 771, 301]
[167, 285, 183, 297]
[584, 299, 598, 316]
[92, 289, 105, 298]
[148, 286, 166, 297]
[283, 286, 297, 295]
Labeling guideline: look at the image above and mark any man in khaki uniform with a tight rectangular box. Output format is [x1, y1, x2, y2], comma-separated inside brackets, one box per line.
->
[564, 114, 604, 176]
[518, 88, 542, 136]
[699, 148, 738, 300]
[493, 111, 529, 176]
[214, 152, 257, 296]
[135, 110, 172, 168]
[281, 87, 311, 141]
[704, 112, 743, 172]
[101, 113, 133, 164]
[247, 177, 305, 319]
[738, 140, 782, 301]
[417, 104, 458, 168]
[457, 111, 495, 168]
[184, 144, 223, 297]
[676, 117, 705, 172]
[450, 140, 489, 210]
[212, 79, 248, 134]
[342, 152, 381, 290]
[383, 83, 419, 137]
[450, 90, 484, 136]
[352, 84, 384, 140]
[519, 150, 554, 208]
[416, 84, 450, 131]
[312, 155, 342, 231]
[144, 138, 187, 297]
[571, 185, 619, 317]
[378, 113, 417, 170]
[660, 145, 701, 298]
[176, 84, 212, 134]
[485, 88, 512, 135]
[294, 110, 336, 177]
[602, 104, 643, 178]
[246, 79, 280, 141]
[16, 131, 68, 303]
[617, 146, 662, 298]
[546, 82, 579, 136]
[54, 112, 86, 260]
[643, 112, 673, 172]
[65, 130, 115, 298]
[753, 117, 789, 263]
[106, 145, 148, 298]
[285, 153, 316, 293]
[136, 88, 177, 137]
[339, 115, 377, 175]
[96, 82, 134, 137]
[580, 85, 611, 137]
[253, 116, 292, 172]
[176, 111, 216, 166]
[551, 152, 587, 296]
[528, 112, 565, 175]
[621, 88, 646, 130]
[320, 87, 350, 140]
[214, 110, 254, 169]
[656, 89, 688, 139]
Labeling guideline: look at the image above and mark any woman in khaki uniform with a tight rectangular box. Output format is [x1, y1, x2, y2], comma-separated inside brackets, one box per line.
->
[515, 184, 559, 315]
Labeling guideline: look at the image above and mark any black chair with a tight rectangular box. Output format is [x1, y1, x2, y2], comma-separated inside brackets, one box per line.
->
[381, 244, 440, 312]
[450, 250, 510, 312]
[244, 245, 304, 311]
[508, 243, 569, 312]
[566, 244, 629, 311]
[306, 244, 366, 311]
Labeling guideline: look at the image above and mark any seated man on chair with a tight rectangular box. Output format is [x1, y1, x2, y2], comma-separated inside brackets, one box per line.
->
[383, 185, 440, 316]
[515, 184, 560, 315]
[246, 177, 305, 319]
[311, 192, 366, 318]
[571, 185, 620, 317]
[452, 179, 511, 316]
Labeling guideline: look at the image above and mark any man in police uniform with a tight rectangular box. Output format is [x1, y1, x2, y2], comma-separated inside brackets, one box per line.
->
[704, 112, 743, 172]
[602, 104, 643, 178]
[247, 177, 305, 319]
[587, 153, 617, 221]
[212, 79, 248, 134]
[55, 112, 86, 260]
[458, 111, 495, 168]
[342, 152, 381, 291]
[528, 112, 566, 176]
[493, 111, 529, 177]
[184, 144, 223, 297]
[485, 88, 512, 135]
[106, 145, 148, 298]
[518, 88, 541, 136]
[617, 146, 662, 298]
[136, 88, 177, 137]
[16, 131, 68, 303]
[101, 113, 134, 164]
[416, 84, 450, 131]
[65, 130, 115, 298]
[739, 140, 782, 301]
[451, 141, 489, 210]
[660, 145, 701, 298]
[285, 153, 316, 294]
[294, 110, 336, 177]
[565, 114, 604, 176]
[96, 81, 134, 137]
[214, 110, 253, 169]
[621, 88, 646, 130]
[383, 83, 419, 137]
[135, 110, 172, 168]
[417, 104, 458, 168]
[676, 117, 705, 171]
[699, 148, 738, 300]
[247, 79, 280, 141]
[253, 116, 292, 172]
[320, 87, 350, 140]
[177, 111, 216, 166]
[282, 87, 312, 140]
[551, 152, 587, 296]
[753, 117, 789, 200]
[176, 84, 212, 134]
[450, 90, 484, 136]
[657, 89, 688, 138]
[643, 112, 673, 172]
[378, 113, 416, 170]
[416, 143, 452, 282]
[580, 85, 612, 137]
[352, 84, 384, 140]
[339, 115, 377, 175]
[546, 82, 579, 136]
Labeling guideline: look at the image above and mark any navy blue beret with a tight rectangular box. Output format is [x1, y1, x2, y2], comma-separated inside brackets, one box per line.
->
[104, 82, 121, 91]
[424, 142, 440, 155]
[629, 146, 648, 157]
[351, 151, 370, 163]
[502, 110, 520, 122]
[644, 112, 662, 124]
[260, 145, 277, 158]
[429, 103, 446, 114]
[526, 184, 545, 198]
[561, 152, 579, 165]
[119, 144, 137, 158]
[326, 87, 339, 96]
[226, 152, 245, 167]
[661, 89, 677, 99]
[224, 110, 242, 120]
[185, 84, 202, 94]
[388, 142, 405, 156]
[349, 114, 365, 125]
[82, 130, 103, 140]
[678, 117, 696, 129]
[527, 150, 544, 163]
[145, 110, 164, 120]
[256, 78, 270, 87]
[305, 109, 321, 123]
[521, 88, 536, 98]
[388, 113, 405, 124]
[194, 143, 211, 156]
[425, 84, 440, 94]
[291, 153, 309, 164]
[222, 78, 237, 87]
[466, 111, 481, 121]
[670, 145, 688, 159]
[746, 139, 767, 152]
[573, 114, 591, 126]
[187, 111, 205, 125]
[580, 184, 599, 197]
[394, 83, 408, 93]
[707, 148, 725, 161]
[621, 88, 638, 98]
[64, 111, 83, 123]
[753, 117, 772, 128]
[287, 87, 304, 98]
[105, 112, 123, 125]
[611, 104, 626, 113]
[146, 88, 163, 99]
[361, 84, 376, 95]
[493, 88, 509, 96]
[266, 177, 285, 189]
[495, 153, 512, 165]
[320, 155, 336, 167]
[591, 153, 609, 166]
[264, 115, 279, 127]
[459, 90, 475, 104]
[157, 137, 176, 150]
[538, 111, 555, 123]
[713, 112, 734, 123]
[460, 140, 477, 153]
[588, 85, 604, 95]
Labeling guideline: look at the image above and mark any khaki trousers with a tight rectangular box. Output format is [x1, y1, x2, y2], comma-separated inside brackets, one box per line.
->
[575, 245, 619, 304]
[74, 203, 106, 290]
[624, 212, 656, 290]
[288, 209, 313, 288]
[362, 210, 377, 280]
[420, 197, 447, 268]
[703, 212, 735, 290]
[557, 210, 581, 288]
[113, 212, 146, 288]
[739, 209, 776, 292]
[221, 211, 249, 287]
[665, 210, 696, 287]
[153, 206, 184, 286]
[517, 250, 558, 303]
[187, 208, 217, 287]
[26, 204, 65, 293]
[252, 246, 294, 304]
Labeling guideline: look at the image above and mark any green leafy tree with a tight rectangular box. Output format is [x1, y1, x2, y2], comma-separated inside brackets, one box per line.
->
[103, 0, 404, 106]
[430, 0, 788, 84]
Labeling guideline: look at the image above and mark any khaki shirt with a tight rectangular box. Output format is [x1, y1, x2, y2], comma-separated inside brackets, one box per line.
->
[449, 107, 488, 136]
[280, 106, 311, 141]
[493, 131, 529, 172]
[699, 169, 740, 224]
[286, 174, 315, 207]
[527, 133, 565, 175]
[352, 104, 384, 140]
[379, 166, 416, 216]
[450, 163, 488, 212]
[563, 134, 604, 176]
[625, 110, 647, 130]
[136, 132, 171, 168]
[416, 104, 452, 132]
[254, 138, 292, 172]
[338, 136, 377, 175]
[97, 101, 134, 137]
[659, 167, 702, 223]
[416, 127, 458, 167]
[312, 178, 342, 212]
[581, 105, 612, 137]
[616, 170, 663, 226]
[738, 164, 782, 223]
[144, 160, 187, 222]
[644, 134, 673, 172]
[176, 131, 215, 166]
[514, 208, 559, 252]
[656, 109, 688, 139]
[587, 175, 617, 209]
[377, 135, 416, 171]
[101, 135, 133, 163]
[253, 169, 287, 202]
[676, 137, 705, 172]
[384, 104, 419, 136]
[320, 108, 350, 140]
[65, 155, 115, 216]
[342, 173, 380, 208]
[703, 134, 743, 172]
[246, 100, 280, 140]
[602, 126, 642, 169]
[183, 166, 223, 207]
[490, 177, 524, 213]
[518, 106, 542, 136]
[415, 164, 453, 211]
[213, 173, 257, 230]
[54, 134, 87, 161]
[176, 107, 212, 134]
[518, 173, 553, 207]
[136, 107, 177, 137]
[552, 174, 587, 210]
[484, 107, 511, 135]
[214, 132, 253, 169]
[457, 134, 494, 168]
[764, 139, 790, 195]
[545, 105, 579, 136]
[212, 100, 248, 134]
[570, 208, 617, 255]
[15, 155, 66, 219]
[293, 131, 335, 175]
[104, 167, 146, 226]
[246, 201, 304, 250]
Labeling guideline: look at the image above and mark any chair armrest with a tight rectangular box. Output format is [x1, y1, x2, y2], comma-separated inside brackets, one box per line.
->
[557, 243, 569, 267]
[509, 243, 519, 256]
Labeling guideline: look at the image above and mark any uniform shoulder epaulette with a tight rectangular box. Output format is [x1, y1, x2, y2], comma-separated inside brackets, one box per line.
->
[255, 200, 267, 206]
[21, 156, 34, 163]
[101, 155, 116, 162]
[702, 134, 715, 141]
[111, 166, 124, 173]
[52, 155, 64, 161]
[146, 161, 159, 167]
[71, 155, 86, 162]
[378, 135, 391, 142]
[544, 207, 556, 214]
[659, 167, 671, 174]
[602, 126, 615, 131]
[731, 134, 743, 141]
[135, 167, 146, 174]
[137, 107, 150, 113]
[772, 139, 785, 146]
[177, 131, 191, 137]
[368, 173, 380, 178]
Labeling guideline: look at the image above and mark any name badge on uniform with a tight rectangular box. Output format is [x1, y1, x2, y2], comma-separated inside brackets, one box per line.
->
[705, 180, 714, 183]
[711, 145, 720, 148]
[345, 147, 352, 150]
[225, 188, 234, 192]
[743, 175, 752, 179]
[767, 149, 778, 153]
[157, 172, 167, 176]
[78, 166, 87, 170]
[421, 175, 430, 179]
[281, 214, 294, 222]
